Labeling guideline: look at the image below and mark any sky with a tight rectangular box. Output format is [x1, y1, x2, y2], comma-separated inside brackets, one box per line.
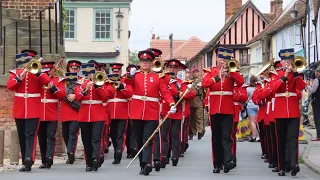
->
[128, 0, 293, 51]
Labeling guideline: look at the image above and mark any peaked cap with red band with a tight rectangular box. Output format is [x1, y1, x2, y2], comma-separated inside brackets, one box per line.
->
[21, 49, 37, 57]
[126, 64, 137, 72]
[136, 65, 141, 70]
[110, 63, 124, 72]
[147, 48, 162, 57]
[41, 61, 55, 69]
[138, 50, 155, 61]
[193, 68, 199, 72]
[67, 60, 82, 69]
[180, 63, 187, 70]
[274, 60, 282, 68]
[99, 63, 107, 69]
[166, 59, 181, 67]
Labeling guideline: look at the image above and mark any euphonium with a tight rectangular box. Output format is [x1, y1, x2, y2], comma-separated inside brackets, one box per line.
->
[93, 71, 107, 86]
[152, 58, 164, 72]
[27, 58, 42, 74]
[226, 59, 239, 72]
[292, 56, 306, 73]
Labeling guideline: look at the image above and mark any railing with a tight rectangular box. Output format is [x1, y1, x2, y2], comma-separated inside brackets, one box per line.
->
[0, 0, 64, 75]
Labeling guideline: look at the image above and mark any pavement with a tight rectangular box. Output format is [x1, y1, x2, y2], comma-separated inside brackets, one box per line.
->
[302, 126, 320, 175]
[1, 127, 320, 180]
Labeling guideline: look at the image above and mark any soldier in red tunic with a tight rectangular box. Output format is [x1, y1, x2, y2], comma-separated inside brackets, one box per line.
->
[60, 60, 82, 164]
[107, 63, 133, 164]
[202, 47, 244, 173]
[37, 61, 66, 169]
[269, 49, 306, 176]
[161, 59, 196, 167]
[125, 50, 176, 176]
[75, 60, 115, 172]
[6, 49, 50, 172]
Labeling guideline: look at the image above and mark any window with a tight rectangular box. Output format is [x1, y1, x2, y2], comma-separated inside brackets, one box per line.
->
[295, 24, 301, 45]
[65, 9, 76, 39]
[256, 47, 262, 63]
[282, 32, 285, 48]
[206, 51, 213, 67]
[311, 30, 315, 45]
[240, 49, 248, 64]
[94, 9, 112, 40]
[290, 27, 294, 47]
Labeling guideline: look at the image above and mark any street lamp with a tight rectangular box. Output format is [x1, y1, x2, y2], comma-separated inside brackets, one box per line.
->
[116, 8, 124, 39]
[290, 3, 299, 19]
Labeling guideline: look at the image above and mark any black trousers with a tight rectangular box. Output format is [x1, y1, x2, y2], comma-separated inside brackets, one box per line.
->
[181, 117, 188, 154]
[312, 103, 320, 137]
[265, 125, 272, 164]
[161, 119, 171, 158]
[126, 120, 137, 154]
[270, 122, 278, 167]
[110, 119, 128, 154]
[210, 114, 234, 167]
[62, 121, 79, 155]
[131, 120, 158, 167]
[153, 120, 161, 161]
[232, 122, 238, 161]
[38, 121, 58, 164]
[15, 118, 40, 165]
[275, 118, 300, 171]
[170, 119, 182, 159]
[80, 121, 105, 167]
[258, 121, 266, 156]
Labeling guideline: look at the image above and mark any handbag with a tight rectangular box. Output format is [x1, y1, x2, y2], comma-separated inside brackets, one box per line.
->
[241, 97, 251, 119]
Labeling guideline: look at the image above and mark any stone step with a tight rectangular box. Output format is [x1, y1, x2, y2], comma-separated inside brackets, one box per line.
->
[2, 27, 62, 40]
[2, 36, 61, 47]
[0, 45, 65, 58]
[2, 17, 58, 31]
[1, 9, 20, 19]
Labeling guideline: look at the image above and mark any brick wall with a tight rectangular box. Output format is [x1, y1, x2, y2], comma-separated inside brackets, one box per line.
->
[225, 0, 242, 22]
[1, 0, 55, 19]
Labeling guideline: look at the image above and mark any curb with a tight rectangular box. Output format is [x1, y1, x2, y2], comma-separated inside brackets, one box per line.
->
[301, 145, 320, 175]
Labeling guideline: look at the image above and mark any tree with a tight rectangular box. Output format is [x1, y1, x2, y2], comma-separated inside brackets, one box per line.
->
[129, 50, 139, 65]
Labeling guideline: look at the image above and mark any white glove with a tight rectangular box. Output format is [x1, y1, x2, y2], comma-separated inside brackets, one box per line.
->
[130, 68, 137, 76]
[168, 105, 177, 114]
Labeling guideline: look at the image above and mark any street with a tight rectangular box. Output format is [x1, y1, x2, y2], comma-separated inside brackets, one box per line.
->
[0, 129, 319, 180]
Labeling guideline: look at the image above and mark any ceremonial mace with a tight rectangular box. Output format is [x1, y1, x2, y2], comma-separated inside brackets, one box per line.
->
[125, 84, 194, 170]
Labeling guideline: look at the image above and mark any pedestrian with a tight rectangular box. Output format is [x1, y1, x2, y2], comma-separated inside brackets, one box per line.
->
[246, 75, 260, 142]
[308, 66, 320, 141]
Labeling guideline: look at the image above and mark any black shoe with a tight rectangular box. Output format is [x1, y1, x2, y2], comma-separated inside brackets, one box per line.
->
[278, 170, 286, 176]
[180, 153, 184, 157]
[161, 157, 167, 168]
[154, 161, 161, 171]
[39, 164, 46, 169]
[172, 157, 178, 166]
[19, 165, 31, 172]
[291, 165, 300, 176]
[264, 159, 269, 163]
[92, 159, 99, 171]
[285, 164, 292, 172]
[272, 167, 279, 172]
[224, 161, 235, 173]
[46, 157, 53, 169]
[127, 154, 134, 158]
[248, 138, 256, 142]
[113, 150, 122, 164]
[139, 168, 144, 175]
[99, 155, 104, 167]
[23, 158, 32, 167]
[261, 154, 267, 159]
[143, 165, 152, 176]
[104, 149, 109, 154]
[185, 143, 189, 152]
[86, 166, 93, 172]
[268, 164, 275, 168]
[213, 168, 220, 173]
[66, 153, 75, 164]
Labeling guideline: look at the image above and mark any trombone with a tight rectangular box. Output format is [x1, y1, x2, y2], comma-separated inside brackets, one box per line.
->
[26, 58, 42, 74]
[225, 59, 239, 72]
[292, 56, 306, 73]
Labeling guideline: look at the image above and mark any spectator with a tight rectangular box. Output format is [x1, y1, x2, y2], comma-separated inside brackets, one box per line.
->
[308, 67, 320, 141]
[246, 75, 259, 142]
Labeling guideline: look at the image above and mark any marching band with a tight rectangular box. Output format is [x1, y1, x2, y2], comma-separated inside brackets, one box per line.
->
[6, 46, 308, 177]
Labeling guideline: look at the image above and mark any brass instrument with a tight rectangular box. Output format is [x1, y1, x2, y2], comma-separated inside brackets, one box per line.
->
[93, 71, 107, 86]
[292, 56, 306, 73]
[226, 59, 239, 72]
[152, 58, 164, 72]
[112, 81, 121, 89]
[26, 58, 42, 74]
[54, 58, 67, 77]
[106, 74, 121, 89]
[255, 59, 274, 77]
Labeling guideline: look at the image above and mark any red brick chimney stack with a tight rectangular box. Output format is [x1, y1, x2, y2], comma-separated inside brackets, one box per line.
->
[270, 0, 283, 18]
[225, 0, 242, 22]
[152, 34, 156, 39]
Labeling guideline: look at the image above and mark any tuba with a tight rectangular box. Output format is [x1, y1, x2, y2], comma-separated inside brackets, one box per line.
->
[26, 58, 42, 74]
[292, 56, 306, 73]
[152, 58, 164, 73]
[226, 59, 239, 72]
[93, 71, 107, 86]
[255, 59, 274, 77]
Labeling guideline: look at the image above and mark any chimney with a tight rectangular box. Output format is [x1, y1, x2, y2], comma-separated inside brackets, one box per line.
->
[270, 0, 283, 17]
[152, 34, 155, 39]
[225, 0, 242, 22]
[156, 36, 160, 39]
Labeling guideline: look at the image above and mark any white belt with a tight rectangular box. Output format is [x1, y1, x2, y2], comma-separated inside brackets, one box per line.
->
[234, 102, 240, 105]
[271, 98, 275, 111]
[81, 100, 103, 105]
[275, 92, 297, 98]
[103, 102, 107, 106]
[210, 91, 233, 96]
[132, 95, 159, 102]
[266, 102, 271, 114]
[15, 93, 40, 98]
[107, 98, 128, 103]
[41, 99, 58, 103]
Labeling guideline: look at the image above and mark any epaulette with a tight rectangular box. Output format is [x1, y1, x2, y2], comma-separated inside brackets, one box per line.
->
[182, 79, 193, 84]
[242, 84, 249, 88]
[58, 77, 66, 83]
[9, 69, 17, 74]
[269, 70, 278, 76]
[203, 67, 211, 73]
[77, 78, 85, 85]
[169, 78, 177, 84]
[159, 72, 166, 79]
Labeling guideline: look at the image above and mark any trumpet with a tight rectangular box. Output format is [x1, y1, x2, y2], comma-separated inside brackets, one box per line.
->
[292, 56, 306, 73]
[112, 81, 121, 89]
[152, 58, 164, 73]
[226, 59, 239, 72]
[93, 71, 107, 86]
[26, 58, 42, 74]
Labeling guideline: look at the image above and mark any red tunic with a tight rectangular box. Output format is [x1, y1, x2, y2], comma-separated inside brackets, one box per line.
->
[60, 76, 82, 122]
[233, 85, 248, 122]
[6, 69, 50, 119]
[259, 79, 275, 124]
[252, 83, 265, 123]
[40, 77, 66, 121]
[270, 69, 306, 118]
[106, 77, 133, 120]
[75, 79, 115, 122]
[202, 67, 244, 115]
[183, 80, 196, 117]
[125, 71, 175, 121]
